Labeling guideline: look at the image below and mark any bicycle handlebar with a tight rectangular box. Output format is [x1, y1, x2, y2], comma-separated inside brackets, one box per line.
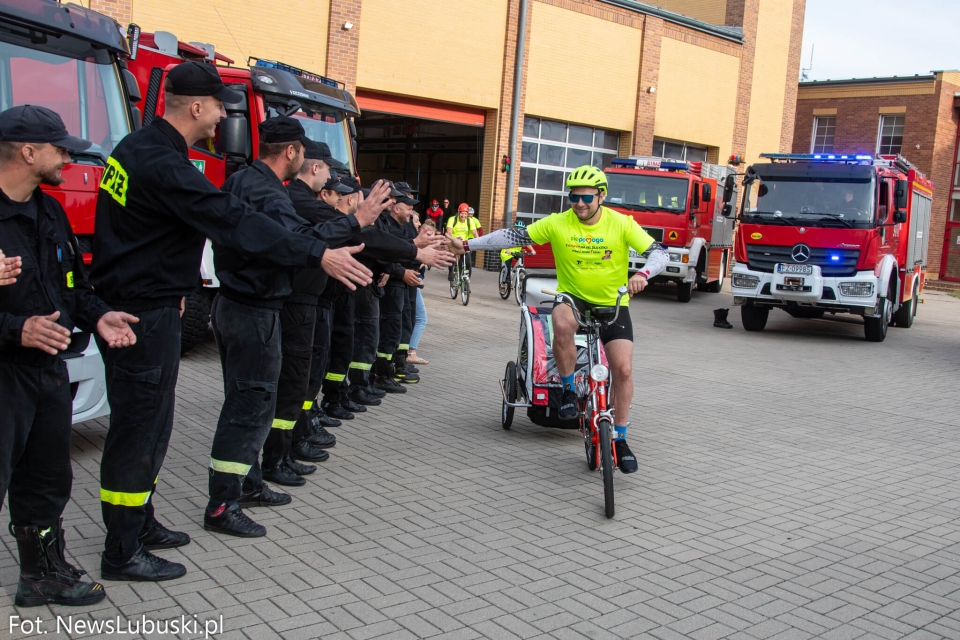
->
[541, 287, 629, 329]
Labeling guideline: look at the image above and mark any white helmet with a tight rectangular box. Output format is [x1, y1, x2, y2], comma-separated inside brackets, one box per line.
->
[468, 207, 475, 214]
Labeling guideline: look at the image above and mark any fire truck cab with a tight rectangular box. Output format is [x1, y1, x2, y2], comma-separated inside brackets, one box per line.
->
[127, 31, 360, 353]
[727, 153, 933, 342]
[0, 0, 143, 424]
[605, 157, 737, 301]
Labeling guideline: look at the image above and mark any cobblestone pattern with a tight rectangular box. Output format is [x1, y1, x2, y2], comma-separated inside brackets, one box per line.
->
[3, 271, 960, 639]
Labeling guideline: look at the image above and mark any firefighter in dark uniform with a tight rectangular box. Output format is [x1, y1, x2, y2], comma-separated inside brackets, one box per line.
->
[0, 106, 140, 606]
[206, 117, 381, 538]
[390, 182, 422, 385]
[90, 63, 370, 581]
[373, 195, 423, 389]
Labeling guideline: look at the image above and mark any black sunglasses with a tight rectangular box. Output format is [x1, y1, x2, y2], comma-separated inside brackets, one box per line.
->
[568, 193, 598, 204]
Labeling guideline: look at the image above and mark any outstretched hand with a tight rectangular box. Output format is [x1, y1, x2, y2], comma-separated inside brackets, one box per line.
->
[416, 244, 456, 269]
[321, 244, 373, 291]
[354, 180, 394, 227]
[21, 311, 72, 355]
[444, 232, 466, 255]
[98, 311, 140, 348]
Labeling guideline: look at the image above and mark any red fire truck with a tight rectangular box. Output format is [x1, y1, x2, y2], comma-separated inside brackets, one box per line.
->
[522, 157, 736, 302]
[726, 153, 933, 342]
[0, 0, 142, 424]
[126, 31, 360, 352]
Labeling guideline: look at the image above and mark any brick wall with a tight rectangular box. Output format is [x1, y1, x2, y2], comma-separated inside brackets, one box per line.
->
[726, 0, 760, 157]
[325, 0, 362, 93]
[632, 15, 661, 156]
[778, 0, 805, 153]
[89, 0, 130, 24]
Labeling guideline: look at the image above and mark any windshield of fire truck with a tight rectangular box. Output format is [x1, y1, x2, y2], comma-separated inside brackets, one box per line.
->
[266, 104, 354, 175]
[744, 176, 875, 227]
[0, 38, 130, 162]
[605, 172, 689, 212]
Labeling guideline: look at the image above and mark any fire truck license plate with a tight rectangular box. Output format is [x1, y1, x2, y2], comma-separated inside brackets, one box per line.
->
[777, 263, 813, 275]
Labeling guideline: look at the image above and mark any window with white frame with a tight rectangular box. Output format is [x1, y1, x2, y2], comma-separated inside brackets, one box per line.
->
[877, 115, 905, 155]
[652, 138, 708, 163]
[517, 117, 620, 222]
[811, 116, 836, 154]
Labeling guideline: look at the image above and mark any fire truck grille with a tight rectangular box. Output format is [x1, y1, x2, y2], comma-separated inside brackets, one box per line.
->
[746, 245, 860, 277]
[642, 227, 664, 242]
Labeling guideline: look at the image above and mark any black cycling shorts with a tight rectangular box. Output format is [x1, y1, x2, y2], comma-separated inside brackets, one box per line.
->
[554, 293, 633, 344]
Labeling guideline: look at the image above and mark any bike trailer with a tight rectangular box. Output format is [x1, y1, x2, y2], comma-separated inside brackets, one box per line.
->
[515, 277, 609, 429]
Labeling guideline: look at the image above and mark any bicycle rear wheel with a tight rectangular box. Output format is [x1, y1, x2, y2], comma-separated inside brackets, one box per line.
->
[599, 419, 615, 518]
[449, 276, 459, 299]
[499, 265, 510, 299]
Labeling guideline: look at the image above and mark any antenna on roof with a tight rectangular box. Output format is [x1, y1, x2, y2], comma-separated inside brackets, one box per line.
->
[800, 44, 814, 81]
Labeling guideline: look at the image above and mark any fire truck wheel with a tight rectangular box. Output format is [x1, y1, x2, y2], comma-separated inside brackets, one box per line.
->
[863, 297, 890, 342]
[705, 252, 726, 293]
[893, 284, 918, 328]
[740, 305, 768, 331]
[180, 289, 212, 355]
[677, 281, 694, 303]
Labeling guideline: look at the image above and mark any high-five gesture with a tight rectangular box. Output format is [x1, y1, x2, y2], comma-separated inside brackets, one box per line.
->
[97, 311, 140, 348]
[321, 244, 373, 290]
[0, 250, 21, 286]
[354, 180, 395, 227]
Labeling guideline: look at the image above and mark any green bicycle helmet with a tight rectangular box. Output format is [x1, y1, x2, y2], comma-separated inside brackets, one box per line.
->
[566, 165, 607, 194]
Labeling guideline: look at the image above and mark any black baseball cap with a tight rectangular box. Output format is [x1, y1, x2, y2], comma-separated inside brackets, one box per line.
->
[381, 180, 405, 198]
[321, 176, 352, 194]
[259, 116, 308, 145]
[396, 195, 419, 206]
[339, 175, 361, 194]
[394, 181, 418, 195]
[302, 138, 347, 171]
[0, 105, 91, 153]
[166, 62, 243, 103]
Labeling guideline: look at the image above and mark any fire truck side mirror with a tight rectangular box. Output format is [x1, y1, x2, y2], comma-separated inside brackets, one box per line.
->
[893, 209, 907, 224]
[219, 115, 250, 159]
[895, 179, 909, 210]
[701, 183, 712, 204]
[722, 174, 736, 204]
[721, 203, 734, 218]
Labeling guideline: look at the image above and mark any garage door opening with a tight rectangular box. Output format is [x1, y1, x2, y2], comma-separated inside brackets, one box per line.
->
[354, 97, 485, 216]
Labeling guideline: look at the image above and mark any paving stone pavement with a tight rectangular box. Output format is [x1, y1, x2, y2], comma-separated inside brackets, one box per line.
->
[3, 269, 960, 640]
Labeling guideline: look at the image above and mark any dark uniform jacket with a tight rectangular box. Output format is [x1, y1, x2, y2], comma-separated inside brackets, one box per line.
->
[90, 118, 324, 312]
[0, 187, 111, 366]
[378, 211, 419, 286]
[285, 178, 419, 301]
[215, 161, 357, 308]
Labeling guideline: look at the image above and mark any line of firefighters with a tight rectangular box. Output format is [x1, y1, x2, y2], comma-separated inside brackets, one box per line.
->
[0, 62, 456, 607]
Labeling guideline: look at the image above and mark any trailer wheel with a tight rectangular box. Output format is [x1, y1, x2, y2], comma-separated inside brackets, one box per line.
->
[893, 283, 918, 328]
[741, 305, 768, 332]
[180, 289, 211, 355]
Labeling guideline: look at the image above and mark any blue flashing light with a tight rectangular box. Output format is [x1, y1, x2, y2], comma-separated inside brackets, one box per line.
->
[253, 58, 340, 88]
[830, 255, 840, 262]
[760, 152, 875, 165]
[611, 157, 688, 172]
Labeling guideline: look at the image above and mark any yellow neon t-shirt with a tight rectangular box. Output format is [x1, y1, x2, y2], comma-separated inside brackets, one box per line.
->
[501, 248, 521, 263]
[446, 216, 480, 241]
[526, 207, 655, 306]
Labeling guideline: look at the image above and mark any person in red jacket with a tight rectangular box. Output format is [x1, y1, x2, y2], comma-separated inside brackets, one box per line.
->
[425, 199, 443, 229]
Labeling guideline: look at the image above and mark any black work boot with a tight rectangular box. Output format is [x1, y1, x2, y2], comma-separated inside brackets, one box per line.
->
[100, 545, 186, 582]
[340, 391, 367, 413]
[262, 458, 306, 487]
[238, 483, 292, 508]
[348, 385, 382, 406]
[284, 454, 316, 476]
[322, 395, 354, 420]
[366, 384, 386, 398]
[203, 504, 266, 538]
[138, 519, 190, 551]
[313, 404, 341, 428]
[11, 522, 107, 606]
[713, 308, 734, 329]
[291, 439, 331, 462]
[374, 358, 406, 394]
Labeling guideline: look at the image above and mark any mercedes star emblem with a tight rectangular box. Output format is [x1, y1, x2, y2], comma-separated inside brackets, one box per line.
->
[791, 243, 811, 263]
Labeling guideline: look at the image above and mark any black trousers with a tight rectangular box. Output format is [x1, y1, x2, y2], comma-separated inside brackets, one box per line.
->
[349, 285, 379, 387]
[399, 284, 415, 351]
[99, 307, 181, 563]
[208, 295, 281, 509]
[263, 299, 316, 468]
[0, 359, 72, 528]
[321, 289, 355, 400]
[377, 284, 406, 360]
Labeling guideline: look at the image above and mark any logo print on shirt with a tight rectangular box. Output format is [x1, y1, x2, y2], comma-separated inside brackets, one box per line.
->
[100, 157, 129, 206]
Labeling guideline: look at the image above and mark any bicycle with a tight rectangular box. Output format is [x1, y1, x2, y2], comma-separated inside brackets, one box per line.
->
[449, 252, 470, 306]
[542, 285, 628, 518]
[498, 251, 529, 306]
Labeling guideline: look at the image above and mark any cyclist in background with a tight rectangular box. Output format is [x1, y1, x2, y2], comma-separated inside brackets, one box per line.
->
[446, 166, 668, 473]
[500, 220, 536, 284]
[447, 203, 482, 281]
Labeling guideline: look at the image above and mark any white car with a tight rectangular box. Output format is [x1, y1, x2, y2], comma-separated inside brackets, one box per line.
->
[63, 330, 109, 424]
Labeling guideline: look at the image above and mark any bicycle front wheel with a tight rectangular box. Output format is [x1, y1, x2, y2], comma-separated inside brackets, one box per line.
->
[461, 279, 470, 306]
[599, 419, 615, 518]
[514, 268, 525, 306]
[449, 278, 459, 299]
[498, 265, 510, 299]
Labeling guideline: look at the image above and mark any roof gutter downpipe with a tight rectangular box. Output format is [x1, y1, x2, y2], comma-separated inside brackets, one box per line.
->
[503, 0, 529, 228]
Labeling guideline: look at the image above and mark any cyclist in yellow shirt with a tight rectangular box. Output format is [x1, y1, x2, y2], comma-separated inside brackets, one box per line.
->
[446, 203, 482, 281]
[447, 166, 668, 473]
[500, 220, 536, 285]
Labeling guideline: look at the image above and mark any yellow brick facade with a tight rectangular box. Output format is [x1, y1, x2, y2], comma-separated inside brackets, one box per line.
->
[743, 0, 794, 163]
[651, 0, 728, 26]
[355, 0, 508, 108]
[654, 37, 739, 161]
[129, 0, 330, 73]
[524, 2, 642, 132]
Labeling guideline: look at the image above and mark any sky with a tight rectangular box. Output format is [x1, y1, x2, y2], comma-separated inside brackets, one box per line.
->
[800, 0, 959, 82]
